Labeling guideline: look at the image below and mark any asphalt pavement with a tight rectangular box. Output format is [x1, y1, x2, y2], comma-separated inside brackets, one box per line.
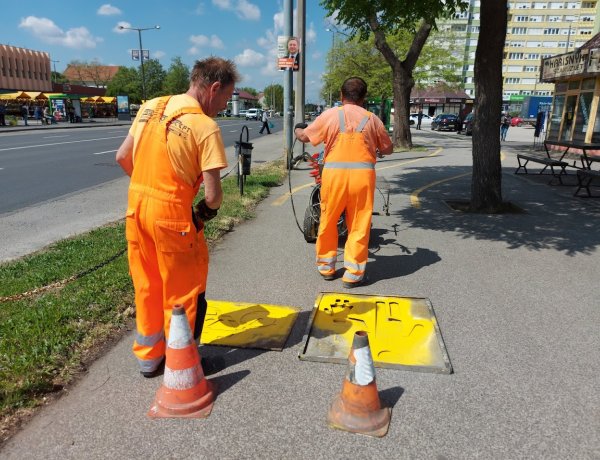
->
[1, 122, 599, 459]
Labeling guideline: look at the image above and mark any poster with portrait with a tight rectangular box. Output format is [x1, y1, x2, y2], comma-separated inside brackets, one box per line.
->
[277, 35, 300, 71]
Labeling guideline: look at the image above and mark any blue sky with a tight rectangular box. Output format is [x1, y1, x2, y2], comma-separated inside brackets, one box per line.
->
[1, 1, 337, 103]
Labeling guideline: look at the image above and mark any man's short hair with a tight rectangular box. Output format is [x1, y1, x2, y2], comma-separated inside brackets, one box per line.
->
[190, 56, 241, 88]
[341, 77, 367, 103]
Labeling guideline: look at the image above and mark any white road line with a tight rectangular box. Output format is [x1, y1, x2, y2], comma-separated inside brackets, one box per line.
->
[0, 136, 125, 152]
[92, 150, 117, 155]
[43, 135, 69, 139]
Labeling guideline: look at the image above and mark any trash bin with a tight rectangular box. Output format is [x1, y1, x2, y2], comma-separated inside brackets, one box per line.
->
[235, 125, 253, 176]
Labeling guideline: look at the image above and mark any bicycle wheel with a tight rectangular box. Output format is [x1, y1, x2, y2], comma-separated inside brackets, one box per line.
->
[303, 205, 318, 243]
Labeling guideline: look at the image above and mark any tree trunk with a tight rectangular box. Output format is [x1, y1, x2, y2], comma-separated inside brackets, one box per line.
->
[369, 18, 432, 149]
[471, 1, 507, 212]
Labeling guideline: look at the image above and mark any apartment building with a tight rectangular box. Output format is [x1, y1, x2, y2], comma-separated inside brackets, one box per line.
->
[440, 1, 600, 103]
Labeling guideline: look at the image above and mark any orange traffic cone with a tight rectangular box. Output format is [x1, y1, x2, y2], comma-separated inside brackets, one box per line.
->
[327, 331, 391, 437]
[148, 305, 215, 418]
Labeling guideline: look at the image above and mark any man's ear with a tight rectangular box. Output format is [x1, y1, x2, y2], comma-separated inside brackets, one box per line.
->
[210, 81, 222, 95]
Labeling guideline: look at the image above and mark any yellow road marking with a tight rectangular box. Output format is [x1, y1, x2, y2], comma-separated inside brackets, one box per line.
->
[272, 147, 443, 206]
[410, 150, 506, 209]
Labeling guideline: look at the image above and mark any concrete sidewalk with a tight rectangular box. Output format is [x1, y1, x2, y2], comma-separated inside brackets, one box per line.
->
[1, 126, 599, 459]
[0, 117, 131, 133]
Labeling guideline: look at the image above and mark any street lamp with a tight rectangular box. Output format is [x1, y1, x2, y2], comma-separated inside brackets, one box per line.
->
[118, 24, 160, 102]
[325, 27, 350, 107]
[325, 28, 336, 108]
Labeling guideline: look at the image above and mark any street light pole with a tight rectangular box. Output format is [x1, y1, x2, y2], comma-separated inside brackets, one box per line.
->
[326, 28, 335, 107]
[119, 25, 160, 102]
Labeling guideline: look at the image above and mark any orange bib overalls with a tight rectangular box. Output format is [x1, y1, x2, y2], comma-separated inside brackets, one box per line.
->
[125, 96, 209, 373]
[317, 108, 375, 285]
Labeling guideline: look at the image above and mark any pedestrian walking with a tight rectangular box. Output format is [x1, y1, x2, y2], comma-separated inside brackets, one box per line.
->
[21, 104, 29, 126]
[416, 108, 423, 130]
[500, 112, 511, 141]
[0, 102, 6, 126]
[259, 109, 271, 134]
[115, 57, 240, 377]
[294, 76, 393, 288]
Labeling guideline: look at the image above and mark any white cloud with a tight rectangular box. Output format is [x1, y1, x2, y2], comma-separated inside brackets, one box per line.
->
[306, 23, 316, 45]
[97, 4, 121, 15]
[194, 2, 205, 15]
[189, 34, 224, 49]
[212, 0, 260, 21]
[113, 21, 131, 33]
[19, 16, 102, 49]
[234, 49, 266, 67]
[153, 50, 166, 59]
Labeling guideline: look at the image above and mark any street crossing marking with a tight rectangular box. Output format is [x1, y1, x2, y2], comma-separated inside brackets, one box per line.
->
[92, 150, 117, 155]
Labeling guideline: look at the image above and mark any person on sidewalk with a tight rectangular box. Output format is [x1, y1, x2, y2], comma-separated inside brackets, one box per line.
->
[0, 102, 6, 126]
[294, 76, 393, 288]
[416, 108, 423, 130]
[21, 104, 29, 126]
[115, 57, 240, 377]
[500, 112, 511, 141]
[259, 109, 271, 134]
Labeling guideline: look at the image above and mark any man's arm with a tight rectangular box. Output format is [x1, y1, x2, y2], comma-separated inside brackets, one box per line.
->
[202, 168, 223, 210]
[115, 134, 134, 176]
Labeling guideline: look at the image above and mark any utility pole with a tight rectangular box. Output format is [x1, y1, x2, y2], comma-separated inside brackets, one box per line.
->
[283, 0, 293, 169]
[294, 0, 306, 160]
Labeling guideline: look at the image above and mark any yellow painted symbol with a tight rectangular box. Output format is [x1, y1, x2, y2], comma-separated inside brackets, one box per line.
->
[202, 300, 300, 351]
[300, 293, 452, 373]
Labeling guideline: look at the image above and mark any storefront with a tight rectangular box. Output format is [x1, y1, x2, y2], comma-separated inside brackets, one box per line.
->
[541, 34, 600, 144]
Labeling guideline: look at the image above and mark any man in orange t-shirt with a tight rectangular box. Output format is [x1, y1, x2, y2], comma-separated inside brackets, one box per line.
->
[295, 77, 392, 288]
[116, 57, 240, 377]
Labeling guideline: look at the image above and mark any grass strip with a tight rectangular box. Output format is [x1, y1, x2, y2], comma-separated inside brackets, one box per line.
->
[0, 160, 286, 438]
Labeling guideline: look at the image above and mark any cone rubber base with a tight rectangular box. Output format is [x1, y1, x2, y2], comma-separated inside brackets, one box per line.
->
[327, 394, 391, 438]
[148, 379, 216, 419]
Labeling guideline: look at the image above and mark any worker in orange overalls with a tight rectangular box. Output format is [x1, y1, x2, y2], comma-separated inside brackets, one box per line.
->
[115, 57, 240, 377]
[295, 77, 393, 288]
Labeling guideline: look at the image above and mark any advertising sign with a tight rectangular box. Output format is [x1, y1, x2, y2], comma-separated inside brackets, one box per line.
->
[117, 95, 130, 113]
[131, 50, 150, 61]
[277, 35, 300, 71]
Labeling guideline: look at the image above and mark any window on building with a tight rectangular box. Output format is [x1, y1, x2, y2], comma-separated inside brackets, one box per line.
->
[580, 29, 593, 35]
[549, 2, 565, 8]
[523, 66, 539, 72]
[505, 77, 521, 84]
[548, 15, 562, 22]
[544, 28, 560, 34]
[512, 27, 527, 34]
[573, 91, 593, 142]
[509, 52, 524, 59]
[515, 16, 528, 22]
[582, 1, 596, 8]
[527, 53, 541, 59]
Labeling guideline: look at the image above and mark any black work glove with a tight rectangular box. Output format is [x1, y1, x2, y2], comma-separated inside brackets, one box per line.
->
[295, 122, 308, 130]
[192, 199, 219, 231]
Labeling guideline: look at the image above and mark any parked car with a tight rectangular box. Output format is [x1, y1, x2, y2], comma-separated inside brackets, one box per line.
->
[510, 116, 524, 127]
[245, 108, 261, 120]
[237, 109, 248, 118]
[409, 113, 433, 127]
[460, 112, 474, 135]
[431, 114, 460, 131]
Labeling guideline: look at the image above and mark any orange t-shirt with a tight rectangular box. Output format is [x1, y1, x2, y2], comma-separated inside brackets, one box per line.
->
[129, 94, 227, 186]
[303, 104, 392, 158]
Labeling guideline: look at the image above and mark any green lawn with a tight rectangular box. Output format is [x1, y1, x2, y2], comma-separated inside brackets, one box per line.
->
[0, 160, 286, 432]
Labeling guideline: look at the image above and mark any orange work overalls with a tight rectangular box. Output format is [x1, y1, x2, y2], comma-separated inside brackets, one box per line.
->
[125, 96, 209, 374]
[316, 108, 375, 285]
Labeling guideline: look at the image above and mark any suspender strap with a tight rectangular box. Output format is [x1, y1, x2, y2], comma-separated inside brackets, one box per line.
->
[356, 114, 371, 133]
[338, 108, 370, 133]
[338, 109, 345, 133]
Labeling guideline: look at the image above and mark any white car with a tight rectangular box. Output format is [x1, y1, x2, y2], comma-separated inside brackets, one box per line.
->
[237, 109, 248, 118]
[245, 108, 261, 120]
[409, 113, 433, 127]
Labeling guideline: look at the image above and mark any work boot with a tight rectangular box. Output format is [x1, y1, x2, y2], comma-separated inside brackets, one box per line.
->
[140, 357, 165, 378]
